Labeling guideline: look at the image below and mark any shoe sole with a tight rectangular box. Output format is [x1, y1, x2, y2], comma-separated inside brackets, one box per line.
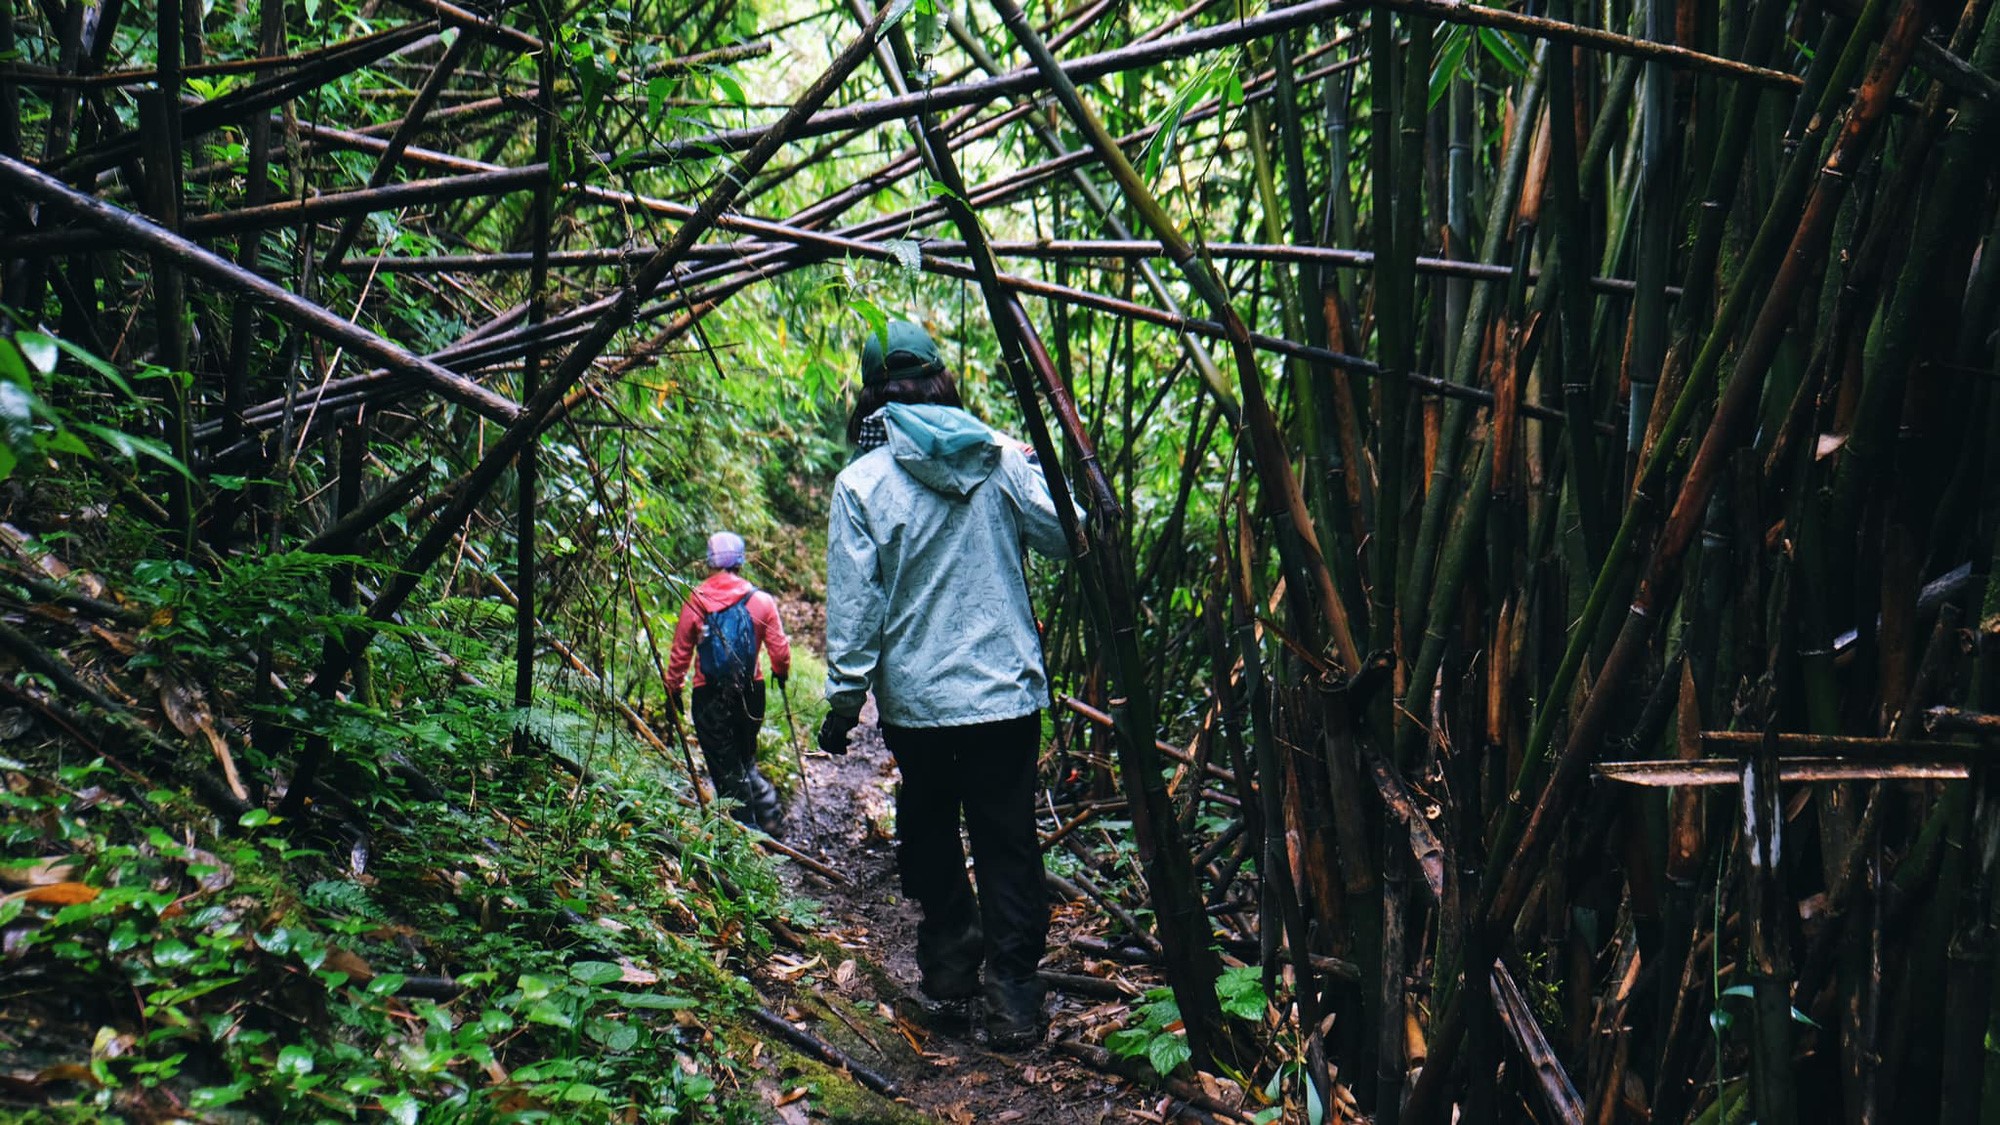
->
[983, 1028, 1041, 1052]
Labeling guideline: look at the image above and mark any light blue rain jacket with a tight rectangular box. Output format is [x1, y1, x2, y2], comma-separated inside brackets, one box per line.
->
[824, 402, 1071, 728]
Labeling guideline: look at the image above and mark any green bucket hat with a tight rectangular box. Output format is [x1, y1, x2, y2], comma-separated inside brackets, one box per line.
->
[860, 319, 944, 386]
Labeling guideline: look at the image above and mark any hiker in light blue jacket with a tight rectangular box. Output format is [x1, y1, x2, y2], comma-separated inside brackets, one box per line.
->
[817, 318, 1070, 1050]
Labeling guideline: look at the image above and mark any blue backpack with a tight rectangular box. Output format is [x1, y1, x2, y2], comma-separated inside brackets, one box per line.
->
[697, 591, 760, 692]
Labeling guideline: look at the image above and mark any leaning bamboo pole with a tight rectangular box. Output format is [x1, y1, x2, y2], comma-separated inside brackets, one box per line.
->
[334, 239, 1672, 297]
[883, 13, 1241, 1065]
[0, 155, 525, 423]
[989, 0, 1360, 677]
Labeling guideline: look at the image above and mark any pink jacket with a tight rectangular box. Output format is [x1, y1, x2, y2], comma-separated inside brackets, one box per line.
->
[666, 571, 791, 692]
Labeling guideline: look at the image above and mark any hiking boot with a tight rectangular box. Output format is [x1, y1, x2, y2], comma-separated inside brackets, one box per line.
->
[916, 919, 984, 1001]
[913, 995, 976, 1035]
[756, 805, 787, 840]
[983, 976, 1046, 1052]
[747, 772, 786, 839]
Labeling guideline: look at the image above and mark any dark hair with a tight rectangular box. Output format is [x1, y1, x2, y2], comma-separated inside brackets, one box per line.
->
[846, 371, 963, 443]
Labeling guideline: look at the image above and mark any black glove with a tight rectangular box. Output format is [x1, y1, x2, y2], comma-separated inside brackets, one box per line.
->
[667, 688, 684, 719]
[817, 712, 858, 756]
[774, 672, 788, 692]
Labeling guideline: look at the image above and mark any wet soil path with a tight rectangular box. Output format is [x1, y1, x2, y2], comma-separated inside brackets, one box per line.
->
[757, 710, 1189, 1124]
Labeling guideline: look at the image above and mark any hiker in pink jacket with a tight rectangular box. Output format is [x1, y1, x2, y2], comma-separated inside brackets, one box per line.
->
[667, 531, 793, 835]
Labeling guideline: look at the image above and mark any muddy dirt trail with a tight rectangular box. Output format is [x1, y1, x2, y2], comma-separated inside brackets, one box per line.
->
[754, 707, 1225, 1125]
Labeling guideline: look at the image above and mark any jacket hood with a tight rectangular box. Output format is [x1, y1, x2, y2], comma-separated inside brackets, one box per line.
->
[881, 402, 1001, 498]
[690, 570, 756, 613]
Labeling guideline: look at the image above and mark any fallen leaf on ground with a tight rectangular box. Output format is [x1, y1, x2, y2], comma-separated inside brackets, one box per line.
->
[767, 952, 822, 981]
[9, 881, 98, 906]
[1195, 1072, 1243, 1109]
[323, 946, 374, 982]
[35, 1064, 98, 1088]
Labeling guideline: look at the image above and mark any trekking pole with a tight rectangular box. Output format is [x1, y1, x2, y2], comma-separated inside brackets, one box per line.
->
[774, 677, 819, 838]
[662, 692, 711, 810]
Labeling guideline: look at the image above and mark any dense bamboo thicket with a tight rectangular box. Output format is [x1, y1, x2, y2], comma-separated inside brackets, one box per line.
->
[5, 0, 2000, 1117]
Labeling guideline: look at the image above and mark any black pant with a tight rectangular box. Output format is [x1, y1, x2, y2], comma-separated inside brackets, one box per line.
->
[883, 713, 1046, 998]
[691, 680, 781, 826]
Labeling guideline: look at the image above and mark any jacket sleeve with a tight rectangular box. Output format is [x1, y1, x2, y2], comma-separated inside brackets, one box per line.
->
[665, 598, 700, 694]
[754, 592, 791, 679]
[1005, 446, 1075, 561]
[823, 480, 883, 720]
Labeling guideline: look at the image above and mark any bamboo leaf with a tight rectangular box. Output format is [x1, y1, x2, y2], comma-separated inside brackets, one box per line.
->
[712, 71, 746, 107]
[1431, 26, 1471, 109]
[1477, 27, 1530, 74]
[14, 332, 55, 376]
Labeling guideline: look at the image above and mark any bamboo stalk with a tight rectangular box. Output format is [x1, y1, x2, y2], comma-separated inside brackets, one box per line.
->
[1491, 957, 1587, 1124]
[0, 156, 525, 423]
[1405, 5, 1930, 1117]
[1742, 743, 1798, 1124]
[1545, 0, 1610, 572]
[1490, 0, 1925, 938]
[994, 2, 1364, 686]
[1598, 759, 1971, 785]
[1486, 0, 1911, 898]
[941, 11, 1239, 421]
[52, 19, 441, 178]
[1382, 0, 1801, 88]
[511, 1, 553, 754]
[1391, 64, 1546, 758]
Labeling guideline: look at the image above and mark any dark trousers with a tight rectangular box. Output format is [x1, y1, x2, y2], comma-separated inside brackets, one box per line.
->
[882, 713, 1046, 998]
[691, 680, 780, 826]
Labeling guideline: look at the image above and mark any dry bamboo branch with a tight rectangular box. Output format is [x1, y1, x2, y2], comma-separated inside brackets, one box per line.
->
[1597, 758, 1971, 785]
[1059, 694, 1236, 785]
[335, 238, 1671, 297]
[1491, 958, 1586, 1124]
[1385, 0, 1801, 88]
[380, 0, 539, 51]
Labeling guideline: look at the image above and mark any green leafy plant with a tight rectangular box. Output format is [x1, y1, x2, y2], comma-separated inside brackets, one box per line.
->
[0, 324, 189, 483]
[1107, 964, 1266, 1079]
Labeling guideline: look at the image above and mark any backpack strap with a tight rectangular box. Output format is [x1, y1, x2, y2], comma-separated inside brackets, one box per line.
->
[696, 589, 757, 624]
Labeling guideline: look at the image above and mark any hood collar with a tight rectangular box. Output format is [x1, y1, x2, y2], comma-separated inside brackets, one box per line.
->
[882, 403, 1001, 498]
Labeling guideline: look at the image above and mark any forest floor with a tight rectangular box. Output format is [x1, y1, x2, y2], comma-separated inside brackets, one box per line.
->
[756, 703, 1222, 1124]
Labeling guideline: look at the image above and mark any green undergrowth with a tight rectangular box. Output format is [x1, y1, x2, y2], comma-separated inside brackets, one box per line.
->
[0, 557, 864, 1122]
